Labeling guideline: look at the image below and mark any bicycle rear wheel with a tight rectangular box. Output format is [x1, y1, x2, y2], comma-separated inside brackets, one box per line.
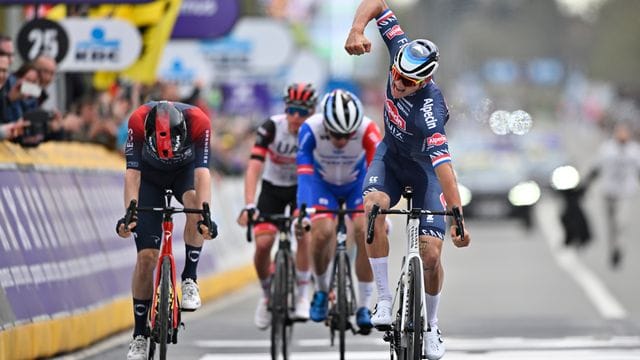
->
[405, 257, 424, 360]
[154, 257, 172, 360]
[270, 251, 292, 360]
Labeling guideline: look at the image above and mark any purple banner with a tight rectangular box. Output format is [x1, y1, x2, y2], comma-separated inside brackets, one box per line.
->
[171, 0, 240, 39]
[220, 82, 272, 117]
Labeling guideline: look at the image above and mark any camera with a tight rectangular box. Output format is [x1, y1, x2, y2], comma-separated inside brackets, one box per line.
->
[19, 109, 54, 147]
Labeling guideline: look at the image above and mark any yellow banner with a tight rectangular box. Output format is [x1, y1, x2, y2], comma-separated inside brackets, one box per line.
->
[90, 0, 182, 89]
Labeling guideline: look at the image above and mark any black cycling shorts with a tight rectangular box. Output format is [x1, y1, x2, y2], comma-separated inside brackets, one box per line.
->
[134, 162, 195, 251]
[257, 180, 297, 217]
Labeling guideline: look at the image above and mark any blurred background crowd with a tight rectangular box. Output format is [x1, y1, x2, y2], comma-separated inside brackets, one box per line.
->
[1, 0, 639, 182]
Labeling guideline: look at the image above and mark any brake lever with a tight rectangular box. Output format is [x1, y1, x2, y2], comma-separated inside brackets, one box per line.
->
[124, 199, 137, 228]
[246, 207, 255, 243]
[451, 206, 464, 238]
[366, 204, 380, 244]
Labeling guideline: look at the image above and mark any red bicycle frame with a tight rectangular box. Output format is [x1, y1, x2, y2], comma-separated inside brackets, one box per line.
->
[149, 216, 180, 332]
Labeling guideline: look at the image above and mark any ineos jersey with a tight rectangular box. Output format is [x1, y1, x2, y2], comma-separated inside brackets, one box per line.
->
[125, 101, 211, 171]
[376, 9, 452, 168]
[250, 115, 299, 187]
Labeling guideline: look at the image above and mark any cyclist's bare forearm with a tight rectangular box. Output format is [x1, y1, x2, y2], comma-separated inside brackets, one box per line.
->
[434, 163, 463, 212]
[194, 167, 212, 209]
[124, 169, 141, 207]
[244, 159, 264, 205]
[351, 0, 387, 33]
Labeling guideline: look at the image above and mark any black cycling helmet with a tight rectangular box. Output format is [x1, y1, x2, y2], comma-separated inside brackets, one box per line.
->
[283, 82, 318, 109]
[144, 101, 187, 159]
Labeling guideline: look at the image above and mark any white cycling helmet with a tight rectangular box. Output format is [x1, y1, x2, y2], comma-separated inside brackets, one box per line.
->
[322, 89, 363, 135]
[393, 39, 439, 81]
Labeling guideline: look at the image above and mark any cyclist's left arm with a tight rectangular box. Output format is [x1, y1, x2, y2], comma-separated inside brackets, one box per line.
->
[187, 106, 213, 209]
[296, 123, 316, 208]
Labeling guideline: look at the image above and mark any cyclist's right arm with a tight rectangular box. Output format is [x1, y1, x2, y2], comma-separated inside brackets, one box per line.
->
[238, 118, 274, 226]
[117, 106, 148, 237]
[345, 0, 387, 55]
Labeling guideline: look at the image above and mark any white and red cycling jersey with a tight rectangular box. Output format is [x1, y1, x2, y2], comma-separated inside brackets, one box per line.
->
[250, 114, 299, 187]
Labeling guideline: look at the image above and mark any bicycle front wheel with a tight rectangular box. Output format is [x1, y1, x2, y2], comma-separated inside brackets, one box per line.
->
[336, 251, 352, 359]
[154, 257, 172, 360]
[406, 257, 424, 360]
[270, 251, 292, 360]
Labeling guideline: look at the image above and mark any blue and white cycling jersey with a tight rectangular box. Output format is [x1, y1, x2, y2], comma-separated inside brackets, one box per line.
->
[376, 9, 451, 168]
[297, 114, 381, 212]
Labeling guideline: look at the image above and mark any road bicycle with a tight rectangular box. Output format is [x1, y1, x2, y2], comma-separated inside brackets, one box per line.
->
[366, 187, 463, 360]
[246, 206, 304, 360]
[123, 189, 215, 360]
[300, 199, 365, 360]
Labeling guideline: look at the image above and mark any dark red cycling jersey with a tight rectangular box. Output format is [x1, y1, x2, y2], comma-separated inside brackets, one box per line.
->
[125, 101, 211, 171]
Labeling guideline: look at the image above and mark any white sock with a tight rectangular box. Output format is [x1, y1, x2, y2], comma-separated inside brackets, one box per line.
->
[314, 268, 331, 292]
[296, 270, 311, 299]
[259, 277, 271, 299]
[426, 293, 440, 328]
[358, 281, 374, 308]
[369, 257, 392, 302]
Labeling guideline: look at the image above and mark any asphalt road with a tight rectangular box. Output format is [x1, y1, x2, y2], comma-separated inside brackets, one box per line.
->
[57, 191, 640, 360]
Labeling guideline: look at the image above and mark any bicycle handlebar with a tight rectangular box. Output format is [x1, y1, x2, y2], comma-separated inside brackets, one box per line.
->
[365, 205, 464, 244]
[245, 209, 295, 243]
[123, 199, 217, 238]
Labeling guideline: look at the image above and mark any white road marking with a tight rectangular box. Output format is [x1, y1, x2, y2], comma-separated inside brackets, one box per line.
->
[536, 199, 628, 319]
[199, 349, 640, 360]
[193, 336, 640, 351]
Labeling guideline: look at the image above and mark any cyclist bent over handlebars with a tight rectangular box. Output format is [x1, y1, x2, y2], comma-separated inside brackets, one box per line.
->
[345, 1, 471, 359]
[116, 101, 217, 360]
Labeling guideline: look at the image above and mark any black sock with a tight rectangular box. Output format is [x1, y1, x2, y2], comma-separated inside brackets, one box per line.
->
[133, 298, 151, 337]
[182, 244, 203, 281]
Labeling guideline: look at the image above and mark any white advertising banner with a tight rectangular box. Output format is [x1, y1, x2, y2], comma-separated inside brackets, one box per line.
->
[58, 18, 142, 72]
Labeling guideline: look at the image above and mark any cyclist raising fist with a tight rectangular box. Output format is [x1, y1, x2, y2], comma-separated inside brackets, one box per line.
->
[346, 1, 471, 359]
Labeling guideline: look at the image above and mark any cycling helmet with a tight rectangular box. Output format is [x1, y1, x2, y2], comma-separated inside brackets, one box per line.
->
[144, 101, 187, 159]
[283, 83, 318, 109]
[322, 89, 363, 135]
[393, 39, 439, 82]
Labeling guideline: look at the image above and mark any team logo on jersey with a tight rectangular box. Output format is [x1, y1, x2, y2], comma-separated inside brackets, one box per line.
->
[385, 99, 406, 130]
[427, 133, 447, 148]
[421, 98, 437, 130]
[384, 25, 404, 40]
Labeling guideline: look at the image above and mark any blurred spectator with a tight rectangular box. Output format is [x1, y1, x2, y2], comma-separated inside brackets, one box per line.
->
[0, 54, 10, 121]
[585, 122, 640, 268]
[0, 34, 14, 68]
[33, 54, 57, 106]
[4, 62, 41, 122]
[0, 119, 29, 140]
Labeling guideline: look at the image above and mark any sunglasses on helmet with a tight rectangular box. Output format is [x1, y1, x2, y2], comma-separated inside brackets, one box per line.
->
[391, 65, 424, 87]
[285, 106, 311, 117]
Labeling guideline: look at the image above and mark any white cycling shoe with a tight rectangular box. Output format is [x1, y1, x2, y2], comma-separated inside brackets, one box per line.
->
[425, 326, 445, 360]
[181, 279, 201, 311]
[293, 295, 310, 321]
[254, 297, 271, 330]
[371, 300, 393, 328]
[126, 335, 147, 360]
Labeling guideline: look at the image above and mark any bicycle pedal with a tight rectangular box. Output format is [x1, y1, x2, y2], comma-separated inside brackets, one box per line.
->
[180, 307, 196, 312]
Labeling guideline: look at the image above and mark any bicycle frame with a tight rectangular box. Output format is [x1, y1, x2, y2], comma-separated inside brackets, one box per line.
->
[246, 206, 298, 360]
[124, 190, 213, 359]
[366, 186, 464, 359]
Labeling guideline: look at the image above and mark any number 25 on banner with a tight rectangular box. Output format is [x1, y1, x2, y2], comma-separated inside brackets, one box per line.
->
[17, 18, 70, 63]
